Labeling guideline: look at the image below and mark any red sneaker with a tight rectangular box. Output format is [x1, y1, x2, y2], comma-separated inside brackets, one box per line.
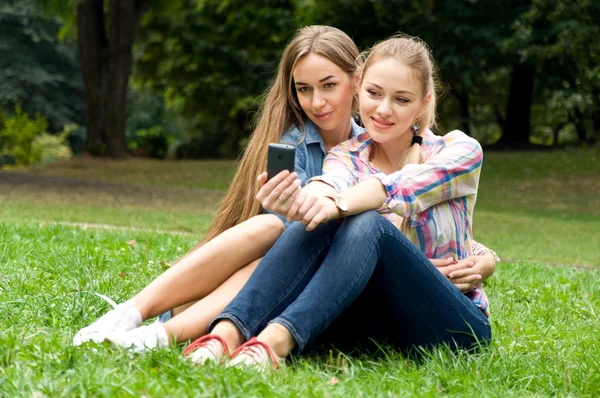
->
[184, 335, 230, 365]
[228, 338, 285, 371]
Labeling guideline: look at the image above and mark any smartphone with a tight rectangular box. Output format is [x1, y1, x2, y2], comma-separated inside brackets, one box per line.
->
[267, 143, 296, 180]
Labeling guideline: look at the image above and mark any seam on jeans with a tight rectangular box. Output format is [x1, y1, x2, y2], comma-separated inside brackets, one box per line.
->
[247, 235, 334, 333]
[381, 230, 489, 325]
[271, 318, 305, 348]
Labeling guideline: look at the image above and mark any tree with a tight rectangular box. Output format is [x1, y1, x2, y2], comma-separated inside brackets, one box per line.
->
[0, 0, 84, 132]
[39, 0, 152, 158]
[134, 0, 296, 158]
[498, 0, 600, 147]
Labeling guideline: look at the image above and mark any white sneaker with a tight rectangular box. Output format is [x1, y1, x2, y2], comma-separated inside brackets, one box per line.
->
[105, 322, 169, 352]
[228, 338, 285, 371]
[73, 299, 142, 346]
[183, 335, 230, 365]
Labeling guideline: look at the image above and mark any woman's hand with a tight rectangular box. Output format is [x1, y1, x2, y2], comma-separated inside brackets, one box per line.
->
[430, 257, 483, 293]
[255, 171, 302, 217]
[448, 252, 496, 284]
[297, 195, 339, 231]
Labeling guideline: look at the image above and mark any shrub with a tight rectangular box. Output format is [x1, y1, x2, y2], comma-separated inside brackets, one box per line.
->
[31, 128, 74, 164]
[127, 126, 171, 159]
[0, 105, 48, 165]
[0, 106, 73, 165]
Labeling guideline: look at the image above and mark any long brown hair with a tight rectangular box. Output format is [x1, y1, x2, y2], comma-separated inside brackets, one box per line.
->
[175, 26, 359, 263]
[357, 34, 439, 234]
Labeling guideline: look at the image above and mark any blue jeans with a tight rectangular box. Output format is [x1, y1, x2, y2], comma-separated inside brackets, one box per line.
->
[209, 211, 491, 354]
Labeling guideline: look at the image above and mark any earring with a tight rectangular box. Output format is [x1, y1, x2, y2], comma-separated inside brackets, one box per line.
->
[411, 123, 420, 135]
[410, 122, 423, 146]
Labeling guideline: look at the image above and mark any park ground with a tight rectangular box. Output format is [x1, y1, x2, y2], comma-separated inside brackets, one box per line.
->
[0, 149, 599, 396]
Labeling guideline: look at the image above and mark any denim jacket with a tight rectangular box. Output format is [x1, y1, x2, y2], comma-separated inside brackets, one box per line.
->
[265, 117, 365, 226]
[280, 117, 364, 187]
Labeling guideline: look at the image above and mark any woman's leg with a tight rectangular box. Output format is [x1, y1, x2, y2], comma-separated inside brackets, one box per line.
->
[74, 214, 284, 346]
[267, 211, 491, 355]
[206, 220, 342, 352]
[133, 214, 284, 320]
[161, 257, 261, 342]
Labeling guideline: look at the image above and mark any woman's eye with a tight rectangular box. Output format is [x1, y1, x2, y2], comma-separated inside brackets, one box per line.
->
[324, 83, 336, 89]
[297, 86, 311, 93]
[396, 97, 409, 104]
[367, 89, 379, 97]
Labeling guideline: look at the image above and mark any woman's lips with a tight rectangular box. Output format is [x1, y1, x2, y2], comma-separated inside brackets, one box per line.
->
[371, 117, 394, 130]
[314, 111, 333, 120]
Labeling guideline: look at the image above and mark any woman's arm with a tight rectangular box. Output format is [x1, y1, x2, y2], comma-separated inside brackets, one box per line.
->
[297, 133, 483, 229]
[371, 132, 483, 218]
[431, 240, 499, 292]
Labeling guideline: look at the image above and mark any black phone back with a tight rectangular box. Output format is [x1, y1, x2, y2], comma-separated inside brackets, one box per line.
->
[267, 143, 296, 180]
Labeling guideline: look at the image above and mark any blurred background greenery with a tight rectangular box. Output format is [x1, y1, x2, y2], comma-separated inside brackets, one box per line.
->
[0, 0, 598, 163]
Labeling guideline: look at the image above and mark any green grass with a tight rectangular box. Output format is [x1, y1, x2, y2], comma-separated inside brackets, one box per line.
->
[1, 149, 599, 396]
[0, 202, 214, 234]
[1, 221, 598, 396]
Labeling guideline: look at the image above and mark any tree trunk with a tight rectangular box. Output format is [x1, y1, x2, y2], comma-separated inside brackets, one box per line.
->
[450, 83, 471, 136]
[496, 64, 535, 148]
[458, 90, 471, 136]
[592, 90, 600, 145]
[571, 107, 587, 143]
[77, 0, 151, 159]
[77, 0, 108, 156]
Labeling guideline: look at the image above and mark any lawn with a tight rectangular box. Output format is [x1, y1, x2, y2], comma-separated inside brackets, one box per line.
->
[1, 149, 599, 396]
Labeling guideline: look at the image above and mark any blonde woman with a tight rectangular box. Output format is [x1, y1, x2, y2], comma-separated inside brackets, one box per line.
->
[187, 35, 495, 369]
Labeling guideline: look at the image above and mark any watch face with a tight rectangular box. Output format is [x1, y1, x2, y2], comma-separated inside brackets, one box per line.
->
[335, 197, 349, 212]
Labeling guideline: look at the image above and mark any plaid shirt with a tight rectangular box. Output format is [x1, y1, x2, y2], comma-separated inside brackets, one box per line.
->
[311, 129, 490, 315]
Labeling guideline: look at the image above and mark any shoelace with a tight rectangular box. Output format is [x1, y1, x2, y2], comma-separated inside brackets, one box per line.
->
[91, 292, 118, 309]
[183, 335, 229, 358]
[230, 338, 280, 369]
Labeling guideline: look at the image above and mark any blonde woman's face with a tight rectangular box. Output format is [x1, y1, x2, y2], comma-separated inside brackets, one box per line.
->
[293, 53, 354, 138]
[359, 58, 430, 145]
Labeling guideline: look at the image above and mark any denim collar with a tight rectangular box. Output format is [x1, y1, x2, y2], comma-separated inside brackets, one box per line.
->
[303, 117, 365, 147]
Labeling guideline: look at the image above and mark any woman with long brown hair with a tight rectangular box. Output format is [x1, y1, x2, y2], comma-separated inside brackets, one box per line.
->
[73, 25, 365, 348]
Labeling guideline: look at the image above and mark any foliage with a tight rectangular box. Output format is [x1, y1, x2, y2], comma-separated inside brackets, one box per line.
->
[15, 0, 600, 157]
[0, 0, 84, 132]
[31, 128, 74, 164]
[0, 106, 73, 165]
[127, 126, 171, 159]
[0, 106, 50, 165]
[506, 0, 600, 143]
[134, 0, 297, 158]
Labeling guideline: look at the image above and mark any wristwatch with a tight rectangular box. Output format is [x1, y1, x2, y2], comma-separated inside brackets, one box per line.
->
[324, 195, 349, 219]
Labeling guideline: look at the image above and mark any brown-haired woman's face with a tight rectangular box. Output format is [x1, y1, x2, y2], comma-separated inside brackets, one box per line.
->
[359, 58, 430, 145]
[292, 53, 354, 137]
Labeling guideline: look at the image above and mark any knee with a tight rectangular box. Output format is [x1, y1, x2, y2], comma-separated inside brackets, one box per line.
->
[263, 214, 286, 235]
[251, 214, 285, 239]
[343, 211, 389, 237]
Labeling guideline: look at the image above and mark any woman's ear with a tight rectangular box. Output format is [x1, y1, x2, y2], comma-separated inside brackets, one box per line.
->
[422, 92, 432, 109]
[353, 73, 362, 94]
[417, 91, 432, 120]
